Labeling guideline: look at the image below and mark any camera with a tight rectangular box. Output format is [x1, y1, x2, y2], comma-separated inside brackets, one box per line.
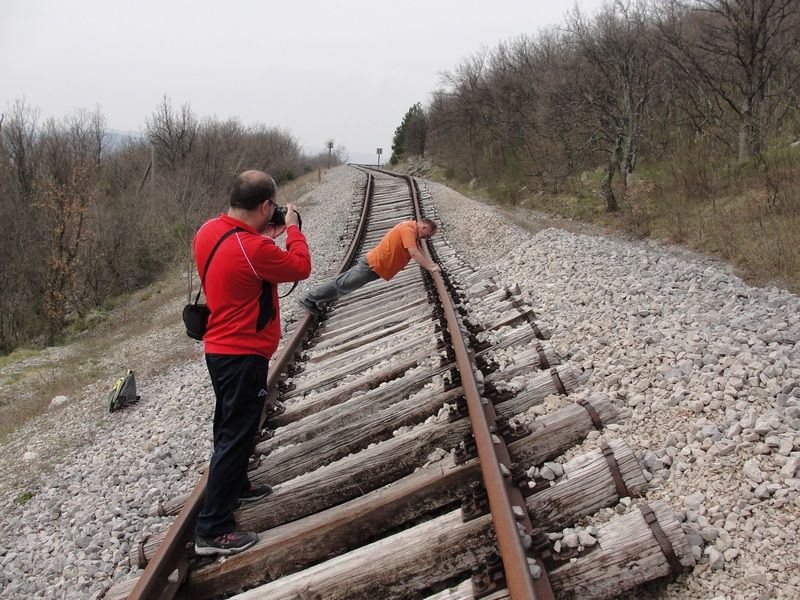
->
[270, 206, 302, 230]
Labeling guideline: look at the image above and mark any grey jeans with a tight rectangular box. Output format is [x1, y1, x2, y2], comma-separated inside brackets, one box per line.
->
[305, 257, 380, 306]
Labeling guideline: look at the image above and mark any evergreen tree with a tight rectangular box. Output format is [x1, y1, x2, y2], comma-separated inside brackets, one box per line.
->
[391, 103, 427, 163]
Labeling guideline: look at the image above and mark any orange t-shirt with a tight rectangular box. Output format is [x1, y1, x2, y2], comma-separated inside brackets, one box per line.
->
[367, 220, 419, 280]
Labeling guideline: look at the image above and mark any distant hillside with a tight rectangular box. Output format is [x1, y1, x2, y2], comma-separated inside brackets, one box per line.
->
[106, 129, 142, 149]
[347, 152, 383, 166]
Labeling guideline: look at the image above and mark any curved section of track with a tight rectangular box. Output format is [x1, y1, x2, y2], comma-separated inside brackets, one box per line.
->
[110, 166, 693, 600]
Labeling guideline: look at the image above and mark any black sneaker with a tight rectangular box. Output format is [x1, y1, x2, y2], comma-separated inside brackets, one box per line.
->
[239, 483, 273, 504]
[194, 531, 258, 556]
[297, 297, 321, 317]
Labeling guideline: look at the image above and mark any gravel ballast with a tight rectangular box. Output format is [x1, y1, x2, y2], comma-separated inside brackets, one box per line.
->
[425, 179, 799, 599]
[1, 167, 798, 599]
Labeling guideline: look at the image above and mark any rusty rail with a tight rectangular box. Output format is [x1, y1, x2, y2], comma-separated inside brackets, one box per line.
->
[386, 169, 553, 599]
[127, 174, 374, 600]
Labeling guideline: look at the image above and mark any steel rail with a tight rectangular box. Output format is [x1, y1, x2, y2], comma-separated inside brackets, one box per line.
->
[128, 174, 374, 600]
[389, 169, 551, 600]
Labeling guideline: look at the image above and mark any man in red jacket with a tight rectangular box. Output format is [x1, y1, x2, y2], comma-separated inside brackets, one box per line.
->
[192, 170, 311, 556]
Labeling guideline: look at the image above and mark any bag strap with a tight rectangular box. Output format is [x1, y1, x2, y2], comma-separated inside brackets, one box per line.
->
[279, 281, 299, 298]
[193, 227, 246, 305]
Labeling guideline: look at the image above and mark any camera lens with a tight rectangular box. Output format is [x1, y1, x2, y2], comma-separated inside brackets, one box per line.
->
[268, 206, 301, 230]
[270, 206, 287, 226]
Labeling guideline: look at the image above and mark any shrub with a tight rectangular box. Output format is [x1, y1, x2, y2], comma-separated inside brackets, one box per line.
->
[274, 169, 296, 184]
[16, 491, 33, 505]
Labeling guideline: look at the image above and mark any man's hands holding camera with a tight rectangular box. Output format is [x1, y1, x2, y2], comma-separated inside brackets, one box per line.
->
[264, 203, 300, 239]
[284, 204, 300, 228]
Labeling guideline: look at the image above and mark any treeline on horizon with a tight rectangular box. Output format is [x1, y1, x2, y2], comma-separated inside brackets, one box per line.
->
[391, 0, 799, 286]
[0, 96, 346, 354]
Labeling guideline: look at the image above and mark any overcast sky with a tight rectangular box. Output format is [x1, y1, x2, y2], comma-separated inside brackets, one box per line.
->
[1, 0, 607, 161]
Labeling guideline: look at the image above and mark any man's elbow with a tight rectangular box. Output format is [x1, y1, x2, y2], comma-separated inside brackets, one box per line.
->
[297, 257, 312, 280]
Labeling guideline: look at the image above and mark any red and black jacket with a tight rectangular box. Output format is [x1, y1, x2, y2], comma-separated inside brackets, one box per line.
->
[193, 214, 311, 359]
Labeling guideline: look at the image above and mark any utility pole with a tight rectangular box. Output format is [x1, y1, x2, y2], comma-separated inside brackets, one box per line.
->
[326, 140, 334, 170]
[376, 147, 383, 166]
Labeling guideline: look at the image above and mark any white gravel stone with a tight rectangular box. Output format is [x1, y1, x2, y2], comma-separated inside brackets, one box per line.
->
[538, 465, 556, 480]
[684, 491, 706, 511]
[781, 456, 800, 479]
[48, 395, 69, 410]
[705, 546, 725, 570]
[743, 458, 764, 483]
[562, 532, 580, 548]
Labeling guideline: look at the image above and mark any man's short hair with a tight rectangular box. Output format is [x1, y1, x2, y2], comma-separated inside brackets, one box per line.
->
[230, 170, 276, 210]
[421, 218, 438, 232]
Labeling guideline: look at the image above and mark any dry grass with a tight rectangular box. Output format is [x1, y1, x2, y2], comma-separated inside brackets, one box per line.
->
[0, 270, 188, 442]
[421, 146, 800, 294]
[636, 145, 800, 292]
[685, 193, 800, 290]
[277, 171, 321, 206]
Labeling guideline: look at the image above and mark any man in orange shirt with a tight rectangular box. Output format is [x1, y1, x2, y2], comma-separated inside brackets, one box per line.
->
[299, 218, 439, 316]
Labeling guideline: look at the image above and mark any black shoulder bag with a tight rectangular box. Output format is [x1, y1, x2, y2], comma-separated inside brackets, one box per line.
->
[182, 227, 245, 340]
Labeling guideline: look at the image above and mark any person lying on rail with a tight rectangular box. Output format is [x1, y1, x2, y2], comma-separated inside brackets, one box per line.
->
[298, 218, 439, 317]
[192, 170, 311, 556]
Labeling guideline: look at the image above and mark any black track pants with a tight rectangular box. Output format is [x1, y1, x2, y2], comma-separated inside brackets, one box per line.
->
[196, 353, 268, 537]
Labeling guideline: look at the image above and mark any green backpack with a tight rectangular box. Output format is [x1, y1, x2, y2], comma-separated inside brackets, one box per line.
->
[108, 370, 141, 412]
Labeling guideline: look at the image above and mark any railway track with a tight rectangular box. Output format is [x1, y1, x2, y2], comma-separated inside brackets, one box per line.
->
[106, 166, 694, 599]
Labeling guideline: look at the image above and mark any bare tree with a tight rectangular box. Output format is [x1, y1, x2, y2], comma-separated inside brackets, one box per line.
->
[657, 0, 800, 163]
[0, 97, 324, 352]
[512, 30, 587, 188]
[145, 95, 198, 169]
[66, 108, 107, 166]
[333, 144, 349, 164]
[566, 0, 664, 211]
[0, 101, 46, 350]
[1, 99, 40, 201]
[192, 117, 247, 191]
[247, 125, 302, 172]
[438, 50, 491, 178]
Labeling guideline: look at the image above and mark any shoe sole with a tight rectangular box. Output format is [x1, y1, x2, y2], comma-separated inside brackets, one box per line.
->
[194, 537, 257, 556]
[237, 490, 272, 505]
